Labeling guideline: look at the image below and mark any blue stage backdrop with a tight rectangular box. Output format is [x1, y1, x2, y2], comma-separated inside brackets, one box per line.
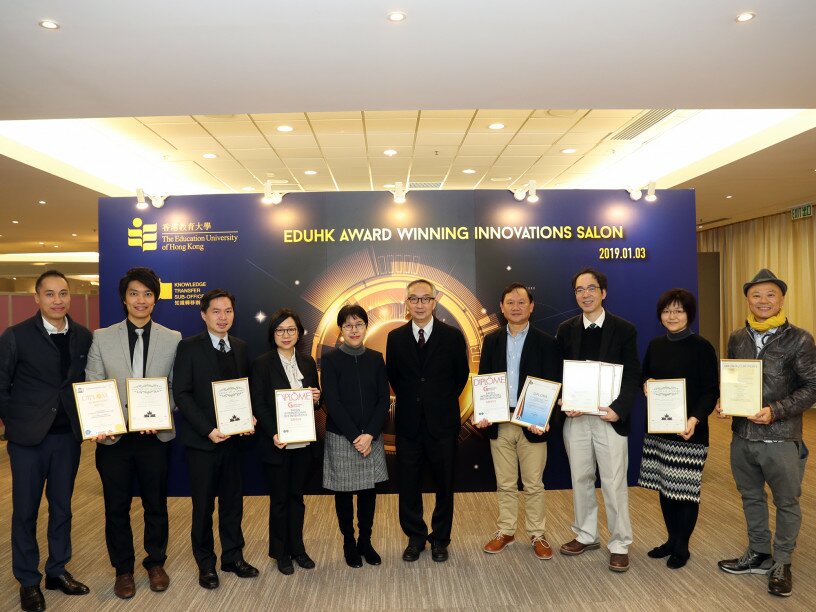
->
[99, 189, 697, 495]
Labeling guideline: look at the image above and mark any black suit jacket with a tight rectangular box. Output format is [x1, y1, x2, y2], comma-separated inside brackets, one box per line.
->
[172, 331, 250, 451]
[250, 349, 320, 465]
[386, 318, 470, 439]
[478, 325, 562, 443]
[0, 314, 93, 445]
[555, 310, 641, 436]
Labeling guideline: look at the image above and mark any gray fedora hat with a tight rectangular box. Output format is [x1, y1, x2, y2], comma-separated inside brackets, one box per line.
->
[743, 268, 787, 296]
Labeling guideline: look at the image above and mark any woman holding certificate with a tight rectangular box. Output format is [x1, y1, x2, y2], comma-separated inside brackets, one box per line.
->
[637, 289, 718, 569]
[250, 308, 321, 576]
[321, 305, 390, 568]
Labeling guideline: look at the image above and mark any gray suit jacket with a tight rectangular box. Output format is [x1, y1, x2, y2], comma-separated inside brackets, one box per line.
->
[85, 319, 182, 444]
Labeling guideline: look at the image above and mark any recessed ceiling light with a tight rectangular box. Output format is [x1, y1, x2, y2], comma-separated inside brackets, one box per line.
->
[202, 153, 218, 159]
[560, 148, 577, 154]
[736, 12, 756, 22]
[38, 200, 46, 205]
[71, 233, 77, 237]
[268, 178, 289, 184]
[387, 11, 406, 22]
[384, 149, 398, 157]
[277, 125, 294, 132]
[304, 170, 318, 175]
[698, 225, 703, 229]
[488, 123, 505, 130]
[490, 177, 512, 182]
[384, 183, 396, 189]
[242, 186, 255, 191]
[726, 195, 733, 199]
[462, 169, 477, 174]
[39, 241, 45, 245]
[39, 19, 60, 30]
[54, 245, 59, 248]
[12, 220, 19, 224]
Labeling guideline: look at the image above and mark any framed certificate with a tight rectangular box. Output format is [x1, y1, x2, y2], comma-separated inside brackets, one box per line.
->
[126, 377, 173, 432]
[212, 378, 254, 435]
[471, 372, 510, 423]
[720, 359, 763, 416]
[275, 388, 317, 444]
[72, 379, 127, 440]
[511, 376, 561, 429]
[561, 360, 602, 414]
[646, 379, 687, 434]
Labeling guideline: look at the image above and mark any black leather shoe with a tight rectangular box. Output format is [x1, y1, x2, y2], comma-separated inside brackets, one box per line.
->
[344, 544, 363, 568]
[667, 553, 690, 569]
[431, 543, 449, 563]
[647, 543, 672, 559]
[768, 562, 792, 597]
[358, 541, 382, 566]
[718, 549, 773, 574]
[198, 568, 219, 589]
[19, 586, 46, 612]
[402, 544, 423, 562]
[277, 557, 295, 576]
[221, 559, 259, 578]
[294, 553, 315, 569]
[45, 571, 89, 595]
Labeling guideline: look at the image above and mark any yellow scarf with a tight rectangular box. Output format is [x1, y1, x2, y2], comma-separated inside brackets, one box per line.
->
[747, 309, 786, 332]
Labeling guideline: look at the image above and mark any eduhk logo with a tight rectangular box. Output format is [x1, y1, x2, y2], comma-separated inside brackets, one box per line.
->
[128, 217, 158, 251]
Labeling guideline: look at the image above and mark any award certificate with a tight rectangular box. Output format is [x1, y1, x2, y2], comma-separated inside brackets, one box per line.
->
[471, 372, 510, 423]
[212, 378, 254, 435]
[646, 379, 687, 434]
[720, 359, 763, 416]
[511, 376, 561, 429]
[275, 388, 317, 444]
[127, 377, 173, 432]
[72, 379, 127, 440]
[561, 360, 602, 414]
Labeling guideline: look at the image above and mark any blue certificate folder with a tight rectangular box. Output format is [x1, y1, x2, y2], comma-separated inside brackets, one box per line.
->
[511, 377, 561, 429]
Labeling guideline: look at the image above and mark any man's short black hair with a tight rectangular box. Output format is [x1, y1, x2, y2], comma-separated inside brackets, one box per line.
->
[501, 282, 533, 303]
[267, 308, 305, 347]
[337, 304, 368, 327]
[656, 288, 697, 325]
[35, 269, 68, 293]
[571, 267, 608, 292]
[118, 267, 161, 314]
[200, 288, 236, 312]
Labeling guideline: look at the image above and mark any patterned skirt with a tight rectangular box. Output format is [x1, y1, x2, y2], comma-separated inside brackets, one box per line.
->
[323, 431, 389, 492]
[637, 434, 708, 503]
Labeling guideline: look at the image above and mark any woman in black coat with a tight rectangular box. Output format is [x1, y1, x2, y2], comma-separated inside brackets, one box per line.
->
[251, 308, 321, 575]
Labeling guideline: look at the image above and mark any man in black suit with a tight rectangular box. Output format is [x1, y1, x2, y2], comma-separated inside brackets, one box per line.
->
[386, 278, 470, 563]
[556, 267, 640, 573]
[474, 283, 561, 561]
[173, 289, 259, 589]
[0, 270, 93, 612]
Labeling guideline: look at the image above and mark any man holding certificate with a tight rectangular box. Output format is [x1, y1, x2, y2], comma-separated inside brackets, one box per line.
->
[556, 268, 640, 572]
[716, 269, 816, 598]
[85, 267, 181, 599]
[0, 270, 93, 612]
[473, 283, 561, 561]
[173, 289, 259, 590]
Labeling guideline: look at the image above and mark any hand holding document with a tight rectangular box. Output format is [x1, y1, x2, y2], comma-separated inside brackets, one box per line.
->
[471, 373, 510, 424]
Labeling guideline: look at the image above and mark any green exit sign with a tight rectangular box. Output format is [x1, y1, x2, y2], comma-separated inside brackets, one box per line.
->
[791, 203, 812, 220]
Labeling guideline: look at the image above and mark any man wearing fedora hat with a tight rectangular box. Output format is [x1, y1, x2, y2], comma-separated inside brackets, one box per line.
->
[716, 269, 816, 598]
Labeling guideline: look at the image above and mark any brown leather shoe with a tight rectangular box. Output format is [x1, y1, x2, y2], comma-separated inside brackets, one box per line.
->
[609, 553, 630, 572]
[531, 535, 553, 560]
[559, 538, 601, 556]
[482, 532, 514, 553]
[147, 566, 170, 592]
[114, 573, 135, 599]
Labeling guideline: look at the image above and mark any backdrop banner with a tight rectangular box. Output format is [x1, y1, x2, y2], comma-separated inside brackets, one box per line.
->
[99, 189, 697, 495]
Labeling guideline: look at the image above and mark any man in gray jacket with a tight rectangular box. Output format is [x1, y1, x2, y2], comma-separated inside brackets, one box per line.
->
[717, 269, 816, 598]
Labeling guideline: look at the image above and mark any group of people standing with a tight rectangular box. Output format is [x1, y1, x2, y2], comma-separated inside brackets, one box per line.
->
[0, 265, 814, 612]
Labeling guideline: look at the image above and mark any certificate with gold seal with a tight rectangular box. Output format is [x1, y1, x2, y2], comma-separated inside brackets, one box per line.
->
[275, 388, 317, 444]
[720, 359, 763, 416]
[471, 372, 510, 423]
[72, 379, 127, 440]
[646, 379, 687, 434]
[126, 377, 173, 432]
[212, 378, 254, 435]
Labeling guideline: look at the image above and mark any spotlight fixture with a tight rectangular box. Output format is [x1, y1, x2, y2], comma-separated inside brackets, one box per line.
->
[488, 123, 505, 130]
[644, 181, 657, 202]
[392, 181, 407, 204]
[384, 149, 398, 157]
[627, 188, 643, 201]
[261, 180, 274, 204]
[39, 19, 60, 30]
[387, 11, 406, 22]
[149, 195, 167, 209]
[736, 12, 755, 22]
[136, 188, 148, 210]
[526, 180, 539, 203]
[513, 187, 528, 201]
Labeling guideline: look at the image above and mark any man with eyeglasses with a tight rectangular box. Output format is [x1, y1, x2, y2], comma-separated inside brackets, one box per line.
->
[386, 278, 469, 563]
[556, 267, 640, 572]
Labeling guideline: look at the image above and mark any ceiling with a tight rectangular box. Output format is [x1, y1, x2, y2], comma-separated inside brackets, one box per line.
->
[1, 2, 815, 278]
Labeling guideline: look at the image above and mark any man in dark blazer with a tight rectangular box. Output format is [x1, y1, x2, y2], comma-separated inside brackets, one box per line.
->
[556, 267, 640, 573]
[474, 283, 561, 562]
[0, 270, 93, 612]
[173, 288, 259, 589]
[386, 278, 470, 563]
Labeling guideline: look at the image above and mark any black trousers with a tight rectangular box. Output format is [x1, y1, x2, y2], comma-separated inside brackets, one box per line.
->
[335, 490, 377, 543]
[186, 444, 245, 570]
[262, 446, 312, 560]
[396, 431, 457, 547]
[95, 434, 170, 574]
[7, 432, 81, 587]
[659, 493, 700, 557]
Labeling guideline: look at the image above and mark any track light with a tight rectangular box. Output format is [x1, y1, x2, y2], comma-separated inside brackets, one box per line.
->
[136, 188, 148, 210]
[513, 188, 527, 201]
[392, 181, 407, 204]
[270, 192, 283, 205]
[628, 188, 642, 201]
[261, 180, 274, 205]
[644, 181, 657, 202]
[149, 195, 167, 209]
[526, 180, 539, 203]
